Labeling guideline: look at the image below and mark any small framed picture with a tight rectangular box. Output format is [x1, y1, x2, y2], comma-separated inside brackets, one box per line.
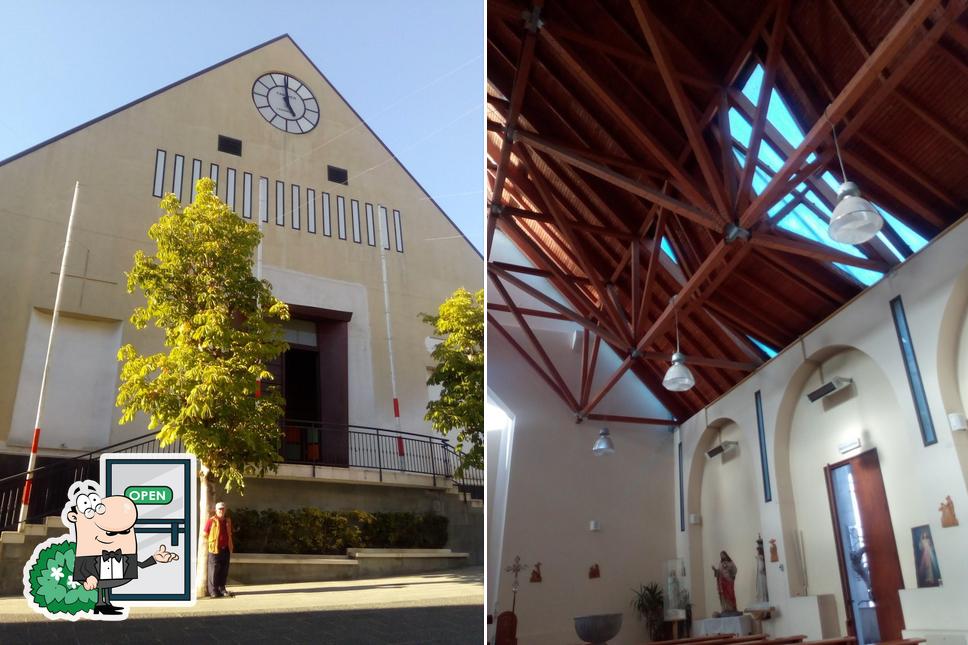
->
[911, 525, 941, 588]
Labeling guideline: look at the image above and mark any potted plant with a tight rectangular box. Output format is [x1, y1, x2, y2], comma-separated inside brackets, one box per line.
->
[631, 582, 665, 640]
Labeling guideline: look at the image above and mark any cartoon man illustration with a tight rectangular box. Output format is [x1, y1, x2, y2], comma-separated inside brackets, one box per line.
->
[66, 480, 179, 616]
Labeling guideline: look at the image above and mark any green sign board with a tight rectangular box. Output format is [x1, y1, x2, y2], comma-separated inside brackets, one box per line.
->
[124, 485, 173, 505]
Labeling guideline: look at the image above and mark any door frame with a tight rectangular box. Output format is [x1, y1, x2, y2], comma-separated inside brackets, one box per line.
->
[823, 447, 905, 640]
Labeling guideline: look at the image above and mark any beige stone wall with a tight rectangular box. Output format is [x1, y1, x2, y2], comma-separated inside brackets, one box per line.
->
[0, 36, 481, 453]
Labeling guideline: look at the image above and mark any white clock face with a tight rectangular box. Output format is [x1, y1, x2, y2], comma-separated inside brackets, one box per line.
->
[252, 72, 319, 134]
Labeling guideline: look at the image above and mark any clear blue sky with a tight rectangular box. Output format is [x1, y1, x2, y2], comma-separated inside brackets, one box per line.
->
[0, 1, 484, 253]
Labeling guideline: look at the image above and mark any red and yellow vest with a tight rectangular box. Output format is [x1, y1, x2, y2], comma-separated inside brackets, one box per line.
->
[207, 515, 234, 554]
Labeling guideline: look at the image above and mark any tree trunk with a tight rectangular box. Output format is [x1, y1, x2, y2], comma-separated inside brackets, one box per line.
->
[195, 464, 215, 598]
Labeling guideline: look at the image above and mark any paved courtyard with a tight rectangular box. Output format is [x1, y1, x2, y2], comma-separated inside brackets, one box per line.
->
[0, 566, 484, 644]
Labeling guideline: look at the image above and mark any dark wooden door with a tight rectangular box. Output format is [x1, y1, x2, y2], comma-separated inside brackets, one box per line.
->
[825, 449, 905, 640]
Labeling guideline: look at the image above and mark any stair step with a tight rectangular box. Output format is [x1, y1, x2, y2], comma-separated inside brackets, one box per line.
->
[0, 531, 26, 544]
[22, 523, 48, 536]
[45, 516, 65, 530]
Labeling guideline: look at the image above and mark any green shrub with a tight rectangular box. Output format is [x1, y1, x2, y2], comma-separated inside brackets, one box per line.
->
[231, 508, 447, 554]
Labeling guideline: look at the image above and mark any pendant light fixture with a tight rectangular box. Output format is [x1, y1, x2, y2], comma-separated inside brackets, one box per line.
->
[827, 116, 883, 244]
[662, 295, 695, 392]
[592, 428, 615, 456]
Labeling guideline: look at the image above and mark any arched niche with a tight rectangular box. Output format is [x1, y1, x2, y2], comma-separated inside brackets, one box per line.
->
[937, 261, 968, 489]
[774, 344, 906, 634]
[687, 417, 761, 619]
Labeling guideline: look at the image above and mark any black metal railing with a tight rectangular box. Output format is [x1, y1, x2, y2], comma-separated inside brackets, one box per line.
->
[0, 431, 184, 532]
[0, 422, 482, 532]
[279, 420, 483, 501]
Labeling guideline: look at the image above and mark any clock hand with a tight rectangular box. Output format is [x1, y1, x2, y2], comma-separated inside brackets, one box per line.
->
[282, 77, 295, 115]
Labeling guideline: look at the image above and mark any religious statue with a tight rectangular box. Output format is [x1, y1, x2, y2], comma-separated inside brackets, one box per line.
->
[754, 536, 769, 604]
[667, 569, 681, 610]
[940, 495, 959, 527]
[711, 551, 739, 616]
[768, 538, 779, 562]
[529, 562, 542, 583]
[588, 563, 600, 579]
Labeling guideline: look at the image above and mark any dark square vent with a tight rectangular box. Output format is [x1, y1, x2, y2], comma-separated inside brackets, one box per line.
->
[218, 135, 242, 156]
[327, 165, 349, 185]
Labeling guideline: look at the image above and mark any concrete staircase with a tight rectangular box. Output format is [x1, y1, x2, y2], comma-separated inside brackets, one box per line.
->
[0, 516, 67, 596]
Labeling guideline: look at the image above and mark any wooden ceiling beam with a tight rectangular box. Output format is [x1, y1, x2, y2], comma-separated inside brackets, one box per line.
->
[755, 248, 854, 304]
[740, 0, 946, 228]
[837, 1, 963, 146]
[630, 239, 641, 335]
[537, 27, 716, 213]
[488, 262, 626, 348]
[488, 303, 568, 321]
[636, 351, 757, 373]
[488, 2, 544, 258]
[841, 150, 946, 230]
[735, 0, 791, 212]
[489, 0, 718, 92]
[515, 129, 723, 231]
[489, 260, 590, 285]
[495, 214, 598, 317]
[637, 211, 667, 337]
[490, 272, 579, 409]
[488, 312, 577, 412]
[703, 298, 790, 349]
[500, 205, 640, 242]
[521, 150, 634, 344]
[749, 232, 890, 271]
[489, 122, 667, 180]
[630, 0, 732, 219]
[585, 413, 677, 427]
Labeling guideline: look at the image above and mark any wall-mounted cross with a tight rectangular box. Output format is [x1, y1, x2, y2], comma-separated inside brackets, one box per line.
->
[49, 248, 118, 308]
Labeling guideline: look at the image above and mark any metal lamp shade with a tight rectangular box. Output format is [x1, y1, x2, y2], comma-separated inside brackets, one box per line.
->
[829, 182, 882, 244]
[663, 352, 695, 392]
[592, 428, 615, 456]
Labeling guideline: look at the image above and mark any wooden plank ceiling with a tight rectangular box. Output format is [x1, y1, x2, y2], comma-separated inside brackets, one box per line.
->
[486, 0, 968, 422]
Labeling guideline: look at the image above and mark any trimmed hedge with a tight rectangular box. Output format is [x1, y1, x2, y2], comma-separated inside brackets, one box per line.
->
[230, 508, 448, 555]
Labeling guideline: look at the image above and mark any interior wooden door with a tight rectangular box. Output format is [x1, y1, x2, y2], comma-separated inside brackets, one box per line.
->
[825, 449, 905, 641]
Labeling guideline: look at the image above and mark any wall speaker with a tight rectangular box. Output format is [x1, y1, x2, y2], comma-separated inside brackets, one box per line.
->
[706, 440, 738, 459]
[807, 376, 853, 403]
[949, 412, 968, 432]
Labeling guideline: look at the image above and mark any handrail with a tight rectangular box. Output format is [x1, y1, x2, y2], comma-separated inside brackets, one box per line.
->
[0, 421, 482, 531]
[0, 430, 159, 485]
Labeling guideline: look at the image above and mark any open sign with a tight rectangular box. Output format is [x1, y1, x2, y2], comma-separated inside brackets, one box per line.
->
[124, 485, 173, 505]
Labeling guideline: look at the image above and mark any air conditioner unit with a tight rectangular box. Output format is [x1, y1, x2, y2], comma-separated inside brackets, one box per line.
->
[807, 377, 853, 403]
[706, 441, 738, 459]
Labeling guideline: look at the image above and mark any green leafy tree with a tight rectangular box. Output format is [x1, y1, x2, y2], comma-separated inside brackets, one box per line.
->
[116, 177, 289, 595]
[422, 288, 484, 472]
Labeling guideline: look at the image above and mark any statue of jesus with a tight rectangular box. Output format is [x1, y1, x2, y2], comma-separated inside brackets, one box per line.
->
[711, 551, 739, 616]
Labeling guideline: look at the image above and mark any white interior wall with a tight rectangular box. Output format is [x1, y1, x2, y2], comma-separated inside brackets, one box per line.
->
[488, 324, 674, 645]
[675, 214, 968, 641]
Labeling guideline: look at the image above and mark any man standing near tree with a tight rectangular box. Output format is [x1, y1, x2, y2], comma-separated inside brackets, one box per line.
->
[203, 502, 234, 598]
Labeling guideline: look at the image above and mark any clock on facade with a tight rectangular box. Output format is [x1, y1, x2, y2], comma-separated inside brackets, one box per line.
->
[252, 72, 319, 134]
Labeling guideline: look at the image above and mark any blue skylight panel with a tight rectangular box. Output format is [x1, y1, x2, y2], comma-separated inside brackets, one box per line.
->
[766, 90, 804, 147]
[660, 237, 678, 264]
[747, 335, 778, 358]
[821, 171, 841, 192]
[834, 263, 882, 286]
[729, 109, 752, 147]
[742, 65, 764, 104]
[758, 140, 785, 173]
[881, 208, 928, 253]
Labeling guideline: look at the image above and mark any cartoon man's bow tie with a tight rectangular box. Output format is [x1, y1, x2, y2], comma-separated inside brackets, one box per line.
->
[101, 549, 123, 562]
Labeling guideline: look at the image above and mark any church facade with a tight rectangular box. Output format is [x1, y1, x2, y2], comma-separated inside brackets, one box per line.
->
[0, 36, 482, 549]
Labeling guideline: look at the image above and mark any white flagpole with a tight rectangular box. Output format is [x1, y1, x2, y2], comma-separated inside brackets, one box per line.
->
[377, 206, 405, 465]
[19, 181, 80, 530]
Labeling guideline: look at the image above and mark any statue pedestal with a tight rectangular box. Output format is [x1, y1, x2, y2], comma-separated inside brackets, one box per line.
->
[692, 614, 753, 636]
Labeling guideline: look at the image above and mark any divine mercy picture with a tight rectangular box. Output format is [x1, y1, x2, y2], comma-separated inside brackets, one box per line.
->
[911, 524, 941, 588]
